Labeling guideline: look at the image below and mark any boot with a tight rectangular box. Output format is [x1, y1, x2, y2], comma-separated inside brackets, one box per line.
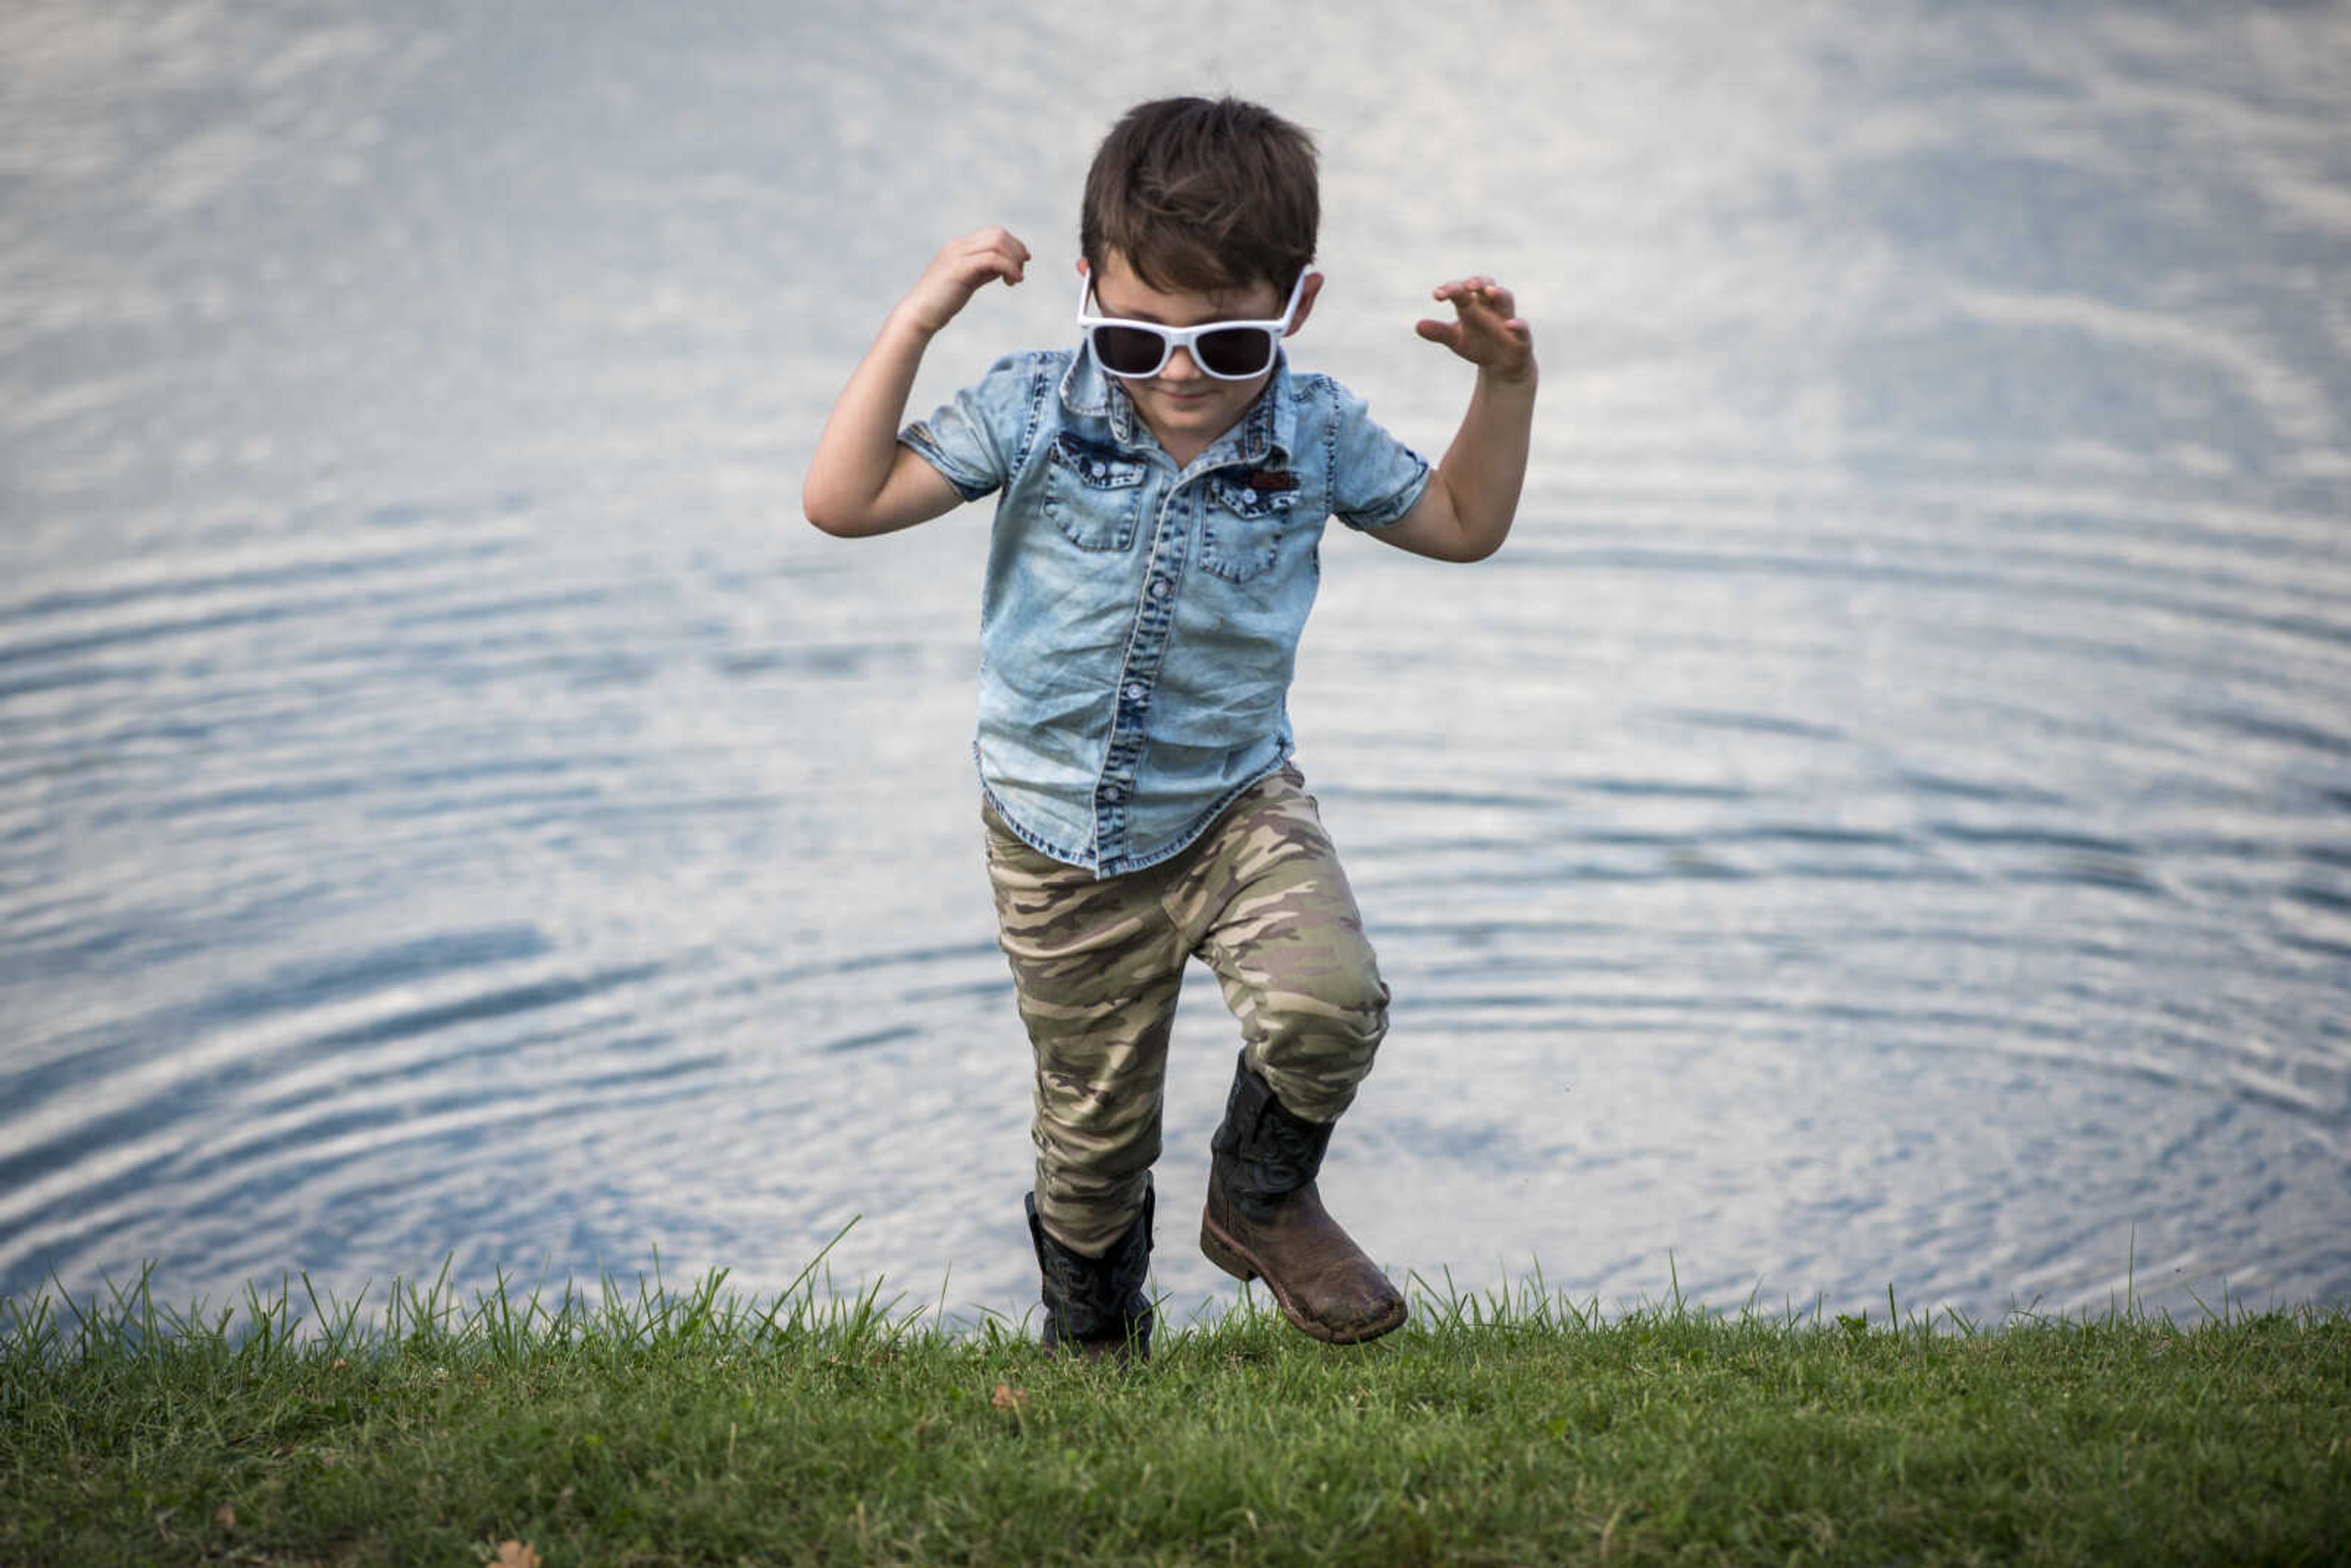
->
[1200, 1051, 1406, 1345]
[1026, 1177, 1153, 1362]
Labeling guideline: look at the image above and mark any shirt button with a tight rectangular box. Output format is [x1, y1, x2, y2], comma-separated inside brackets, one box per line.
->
[1123, 683, 1145, 702]
[1091, 461, 1108, 478]
[1242, 488, 1258, 504]
[1101, 785, 1121, 803]
[1148, 579, 1169, 599]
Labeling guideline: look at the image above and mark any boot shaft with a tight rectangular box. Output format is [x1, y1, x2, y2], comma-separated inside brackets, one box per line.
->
[1027, 1179, 1153, 1357]
[1210, 1051, 1334, 1221]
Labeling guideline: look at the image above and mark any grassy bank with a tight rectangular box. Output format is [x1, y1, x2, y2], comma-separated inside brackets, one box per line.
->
[4, 1254, 2346, 1567]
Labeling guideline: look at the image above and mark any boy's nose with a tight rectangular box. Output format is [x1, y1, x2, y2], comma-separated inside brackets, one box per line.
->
[1158, 346, 1203, 382]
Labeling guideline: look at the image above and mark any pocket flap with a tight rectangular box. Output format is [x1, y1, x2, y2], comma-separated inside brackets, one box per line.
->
[1050, 433, 1146, 490]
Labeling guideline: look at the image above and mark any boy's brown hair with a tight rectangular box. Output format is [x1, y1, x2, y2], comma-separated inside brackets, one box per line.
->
[1081, 96, 1319, 298]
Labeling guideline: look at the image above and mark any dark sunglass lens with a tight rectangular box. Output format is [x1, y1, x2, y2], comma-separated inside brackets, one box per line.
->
[1198, 327, 1276, 378]
[1092, 326, 1166, 376]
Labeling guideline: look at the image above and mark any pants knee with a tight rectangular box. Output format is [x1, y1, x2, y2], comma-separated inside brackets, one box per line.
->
[1242, 961, 1389, 1123]
[1253, 955, 1389, 1049]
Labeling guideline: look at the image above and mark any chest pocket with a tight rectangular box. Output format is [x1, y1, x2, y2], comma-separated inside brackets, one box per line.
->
[1041, 433, 1147, 551]
[1199, 472, 1300, 584]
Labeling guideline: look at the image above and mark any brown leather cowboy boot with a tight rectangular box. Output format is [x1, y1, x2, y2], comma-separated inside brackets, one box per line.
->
[1199, 1052, 1406, 1344]
[1026, 1178, 1154, 1364]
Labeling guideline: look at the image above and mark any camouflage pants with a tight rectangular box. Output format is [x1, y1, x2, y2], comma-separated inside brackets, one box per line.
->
[984, 765, 1389, 1256]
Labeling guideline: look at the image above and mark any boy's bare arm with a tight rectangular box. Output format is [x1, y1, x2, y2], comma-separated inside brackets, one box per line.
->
[803, 228, 1032, 538]
[1373, 277, 1537, 564]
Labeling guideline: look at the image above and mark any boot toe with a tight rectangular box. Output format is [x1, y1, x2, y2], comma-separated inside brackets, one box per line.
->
[1291, 1260, 1406, 1344]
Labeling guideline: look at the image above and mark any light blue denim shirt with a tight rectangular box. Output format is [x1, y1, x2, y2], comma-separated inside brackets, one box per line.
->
[901, 344, 1430, 876]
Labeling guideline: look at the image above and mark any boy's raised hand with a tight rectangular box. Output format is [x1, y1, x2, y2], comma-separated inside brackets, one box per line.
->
[1415, 277, 1535, 382]
[805, 228, 1030, 537]
[896, 228, 1033, 336]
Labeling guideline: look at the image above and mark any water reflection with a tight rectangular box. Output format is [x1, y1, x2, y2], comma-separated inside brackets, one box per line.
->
[1, 0, 2345, 1327]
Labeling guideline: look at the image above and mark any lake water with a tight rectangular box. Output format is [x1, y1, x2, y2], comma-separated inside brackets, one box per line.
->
[4, 0, 2347, 1330]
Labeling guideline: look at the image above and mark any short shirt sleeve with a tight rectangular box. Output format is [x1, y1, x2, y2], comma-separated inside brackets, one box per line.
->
[1326, 380, 1433, 531]
[898, 353, 1040, 503]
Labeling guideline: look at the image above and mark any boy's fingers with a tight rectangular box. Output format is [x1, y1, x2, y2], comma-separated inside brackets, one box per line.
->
[955, 228, 1030, 283]
[1433, 279, 1518, 326]
[1422, 274, 1532, 359]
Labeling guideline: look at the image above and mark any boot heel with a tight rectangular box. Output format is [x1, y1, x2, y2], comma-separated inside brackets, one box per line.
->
[1199, 1219, 1258, 1283]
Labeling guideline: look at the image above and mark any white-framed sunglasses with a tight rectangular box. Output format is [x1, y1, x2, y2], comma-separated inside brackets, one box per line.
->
[1076, 267, 1314, 381]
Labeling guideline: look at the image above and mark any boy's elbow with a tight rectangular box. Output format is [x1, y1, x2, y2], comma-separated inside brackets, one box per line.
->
[801, 485, 867, 538]
[1447, 520, 1510, 563]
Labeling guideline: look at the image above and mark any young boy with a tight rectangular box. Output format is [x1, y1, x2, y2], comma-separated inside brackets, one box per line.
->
[803, 97, 1534, 1359]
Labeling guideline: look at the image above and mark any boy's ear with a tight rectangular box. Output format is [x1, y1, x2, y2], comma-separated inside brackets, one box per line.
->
[1284, 271, 1324, 337]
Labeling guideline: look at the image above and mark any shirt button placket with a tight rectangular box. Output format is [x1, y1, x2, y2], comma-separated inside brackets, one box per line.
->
[1095, 476, 1189, 871]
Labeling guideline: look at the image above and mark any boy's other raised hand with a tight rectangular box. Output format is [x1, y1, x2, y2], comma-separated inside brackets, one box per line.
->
[1415, 277, 1535, 383]
[896, 228, 1033, 336]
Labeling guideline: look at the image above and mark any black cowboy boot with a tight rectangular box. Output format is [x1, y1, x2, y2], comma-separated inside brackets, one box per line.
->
[1026, 1177, 1154, 1362]
[1200, 1052, 1406, 1344]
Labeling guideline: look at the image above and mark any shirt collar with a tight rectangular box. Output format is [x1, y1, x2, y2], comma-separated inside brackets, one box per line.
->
[1057, 343, 1297, 468]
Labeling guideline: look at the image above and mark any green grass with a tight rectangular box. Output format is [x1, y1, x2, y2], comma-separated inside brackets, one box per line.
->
[4, 1244, 2346, 1567]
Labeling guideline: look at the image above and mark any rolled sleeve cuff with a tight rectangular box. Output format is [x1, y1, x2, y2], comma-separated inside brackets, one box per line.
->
[898, 424, 997, 503]
[1338, 457, 1432, 531]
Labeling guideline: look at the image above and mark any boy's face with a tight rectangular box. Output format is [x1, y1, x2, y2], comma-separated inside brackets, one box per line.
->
[1088, 250, 1318, 462]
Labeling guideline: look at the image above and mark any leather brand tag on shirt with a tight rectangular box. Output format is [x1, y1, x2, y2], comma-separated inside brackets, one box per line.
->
[1237, 468, 1297, 492]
